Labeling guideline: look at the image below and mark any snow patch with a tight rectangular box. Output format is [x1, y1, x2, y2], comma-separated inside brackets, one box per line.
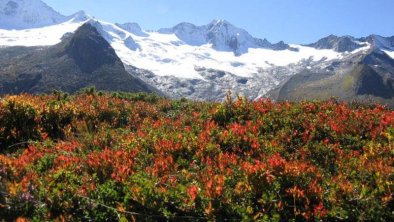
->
[350, 42, 371, 54]
[0, 19, 86, 46]
[383, 50, 394, 59]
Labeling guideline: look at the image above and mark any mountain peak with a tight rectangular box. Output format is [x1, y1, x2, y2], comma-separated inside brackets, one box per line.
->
[157, 19, 289, 55]
[205, 20, 256, 54]
[364, 35, 394, 51]
[173, 22, 199, 30]
[207, 19, 237, 31]
[116, 22, 148, 37]
[157, 22, 207, 46]
[0, 0, 66, 29]
[62, 22, 120, 73]
[67, 10, 91, 22]
[307, 35, 366, 52]
[209, 19, 231, 26]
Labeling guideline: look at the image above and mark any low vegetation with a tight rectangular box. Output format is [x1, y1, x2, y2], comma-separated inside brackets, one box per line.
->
[0, 91, 392, 221]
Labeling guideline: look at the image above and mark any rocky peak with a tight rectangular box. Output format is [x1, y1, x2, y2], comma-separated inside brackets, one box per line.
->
[307, 35, 366, 52]
[67, 10, 90, 23]
[205, 19, 256, 53]
[63, 23, 120, 73]
[116, 22, 148, 37]
[363, 35, 394, 50]
[158, 19, 289, 55]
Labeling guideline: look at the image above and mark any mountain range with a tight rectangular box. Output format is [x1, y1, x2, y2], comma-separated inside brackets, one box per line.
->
[0, 0, 393, 106]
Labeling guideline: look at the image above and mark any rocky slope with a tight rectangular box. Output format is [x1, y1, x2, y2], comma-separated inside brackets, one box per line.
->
[267, 46, 394, 106]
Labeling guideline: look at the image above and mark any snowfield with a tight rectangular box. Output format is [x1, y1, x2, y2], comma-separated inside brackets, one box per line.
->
[384, 50, 394, 59]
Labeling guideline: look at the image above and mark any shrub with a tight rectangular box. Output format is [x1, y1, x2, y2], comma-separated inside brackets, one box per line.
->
[0, 93, 392, 221]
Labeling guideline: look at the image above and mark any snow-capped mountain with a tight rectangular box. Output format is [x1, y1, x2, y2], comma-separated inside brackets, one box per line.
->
[0, 0, 393, 103]
[158, 19, 291, 55]
[0, 0, 68, 29]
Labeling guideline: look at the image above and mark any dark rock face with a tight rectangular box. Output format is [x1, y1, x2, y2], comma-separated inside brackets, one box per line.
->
[356, 65, 394, 99]
[255, 38, 272, 48]
[65, 23, 119, 73]
[0, 23, 158, 94]
[362, 50, 394, 67]
[228, 36, 239, 53]
[271, 41, 289, 50]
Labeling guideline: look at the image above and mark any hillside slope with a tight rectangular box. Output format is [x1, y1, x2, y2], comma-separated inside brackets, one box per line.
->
[267, 48, 394, 106]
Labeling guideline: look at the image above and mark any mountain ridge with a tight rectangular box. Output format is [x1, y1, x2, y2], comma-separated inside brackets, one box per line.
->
[1, 0, 393, 50]
[158, 19, 293, 55]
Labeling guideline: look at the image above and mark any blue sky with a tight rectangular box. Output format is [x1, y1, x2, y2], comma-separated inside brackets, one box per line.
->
[45, 0, 394, 44]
